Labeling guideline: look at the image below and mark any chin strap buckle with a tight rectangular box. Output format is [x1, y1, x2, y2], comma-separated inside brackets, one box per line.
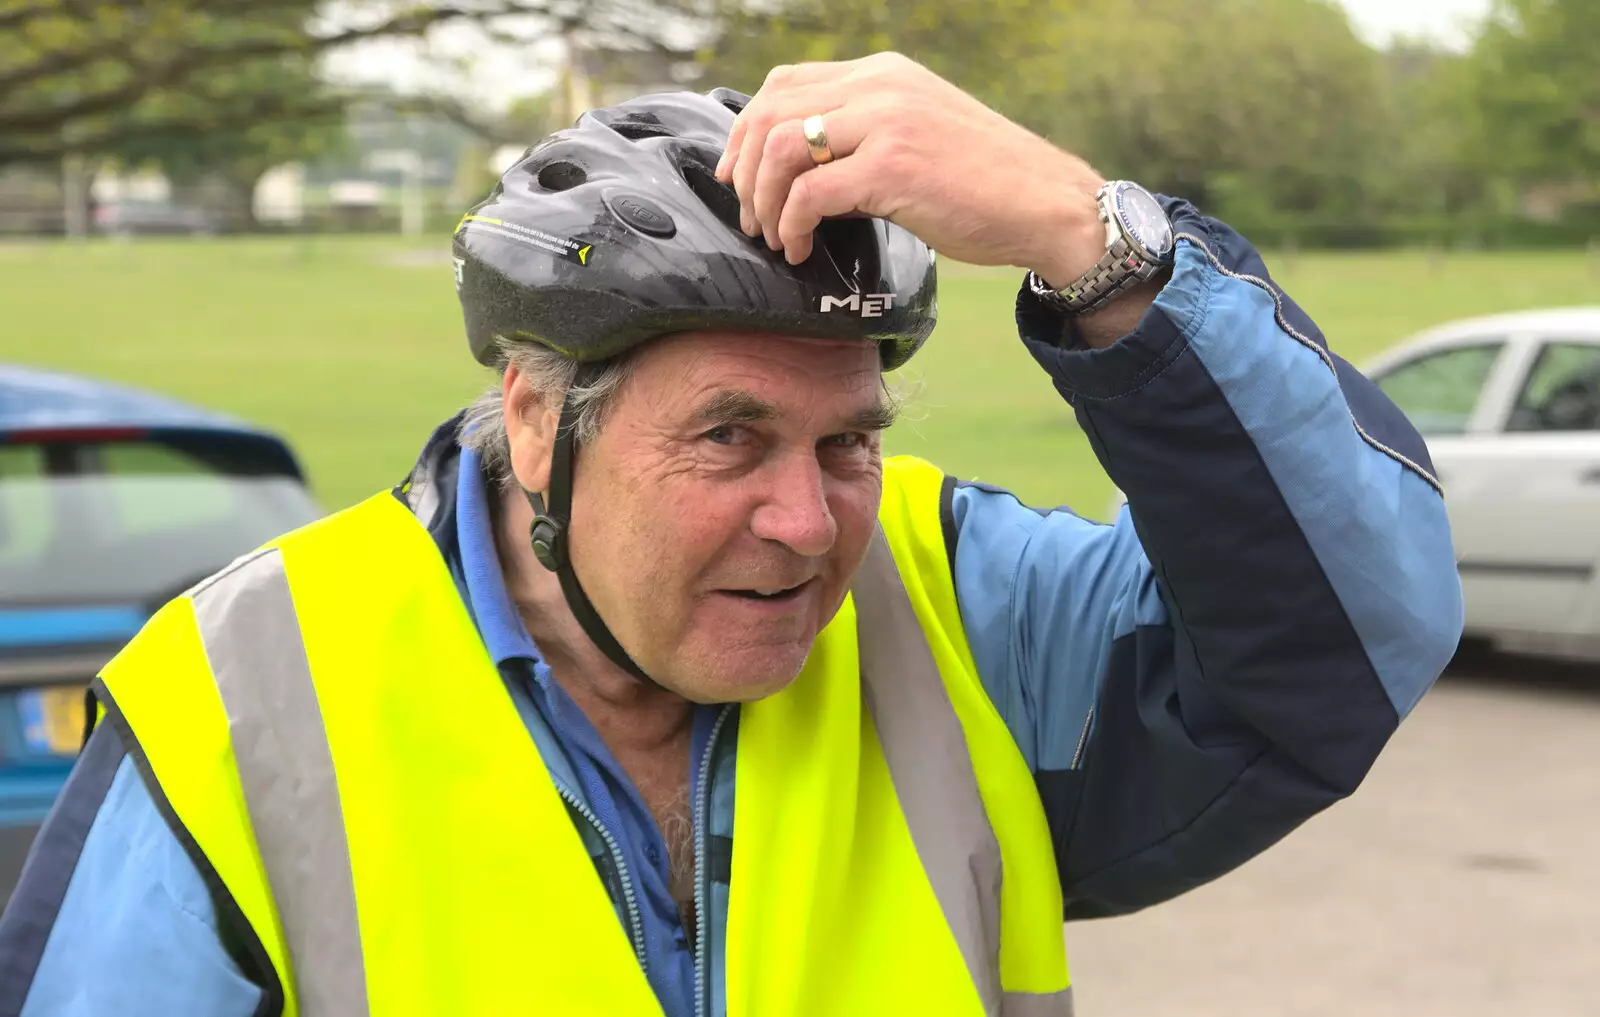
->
[529, 513, 564, 572]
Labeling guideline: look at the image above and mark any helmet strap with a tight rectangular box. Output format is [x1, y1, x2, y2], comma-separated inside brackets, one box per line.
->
[523, 366, 658, 687]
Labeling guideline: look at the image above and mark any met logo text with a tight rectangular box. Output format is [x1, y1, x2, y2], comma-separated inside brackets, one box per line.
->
[820, 293, 894, 317]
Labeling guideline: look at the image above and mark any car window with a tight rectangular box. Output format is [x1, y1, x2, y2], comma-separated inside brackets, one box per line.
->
[1506, 342, 1600, 433]
[0, 437, 319, 606]
[1373, 342, 1503, 435]
[97, 441, 239, 536]
[0, 445, 55, 570]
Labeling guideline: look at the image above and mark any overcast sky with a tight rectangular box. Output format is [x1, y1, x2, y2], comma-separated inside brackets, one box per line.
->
[325, 0, 1500, 113]
[1340, 0, 1493, 47]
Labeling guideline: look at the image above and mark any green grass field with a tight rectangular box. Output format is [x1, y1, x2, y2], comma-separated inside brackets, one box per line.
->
[2, 237, 1597, 518]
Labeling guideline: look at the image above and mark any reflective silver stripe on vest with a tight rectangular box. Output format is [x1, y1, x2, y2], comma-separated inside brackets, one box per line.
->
[1004, 990, 1075, 1016]
[853, 528, 1074, 1017]
[190, 548, 371, 1017]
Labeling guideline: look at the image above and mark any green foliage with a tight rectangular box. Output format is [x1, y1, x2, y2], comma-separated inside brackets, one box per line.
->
[111, 63, 344, 184]
[0, 0, 676, 165]
[697, 0, 1596, 247]
[502, 91, 560, 143]
[699, 0, 1062, 109]
[700, 0, 1403, 228]
[1467, 0, 1600, 186]
[1017, 0, 1386, 220]
[0, 0, 327, 162]
[106, 55, 347, 224]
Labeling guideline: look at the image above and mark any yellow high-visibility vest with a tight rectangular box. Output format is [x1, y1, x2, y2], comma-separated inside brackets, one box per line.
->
[95, 455, 1071, 1016]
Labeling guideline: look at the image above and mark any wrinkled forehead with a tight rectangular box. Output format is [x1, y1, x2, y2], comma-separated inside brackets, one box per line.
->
[629, 330, 886, 419]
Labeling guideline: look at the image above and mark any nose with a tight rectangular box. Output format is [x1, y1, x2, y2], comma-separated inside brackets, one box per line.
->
[749, 452, 837, 558]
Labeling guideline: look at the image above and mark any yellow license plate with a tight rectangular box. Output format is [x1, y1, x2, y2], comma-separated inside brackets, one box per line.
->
[21, 686, 88, 757]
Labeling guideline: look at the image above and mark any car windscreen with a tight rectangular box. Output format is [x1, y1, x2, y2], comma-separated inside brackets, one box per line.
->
[0, 434, 320, 607]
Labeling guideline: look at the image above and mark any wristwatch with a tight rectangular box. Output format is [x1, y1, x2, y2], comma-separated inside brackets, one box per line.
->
[1026, 180, 1175, 315]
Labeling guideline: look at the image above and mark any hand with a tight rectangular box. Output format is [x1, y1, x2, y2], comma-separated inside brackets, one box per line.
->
[714, 52, 1106, 287]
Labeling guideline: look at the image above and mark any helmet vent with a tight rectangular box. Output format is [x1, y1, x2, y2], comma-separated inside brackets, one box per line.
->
[708, 88, 750, 116]
[681, 159, 743, 232]
[537, 161, 587, 192]
[603, 111, 675, 142]
[609, 123, 672, 141]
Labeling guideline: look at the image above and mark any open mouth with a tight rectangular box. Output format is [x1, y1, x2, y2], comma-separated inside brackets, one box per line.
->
[724, 580, 811, 603]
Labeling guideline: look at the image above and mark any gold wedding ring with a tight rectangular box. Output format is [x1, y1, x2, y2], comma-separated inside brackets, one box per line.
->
[802, 114, 835, 165]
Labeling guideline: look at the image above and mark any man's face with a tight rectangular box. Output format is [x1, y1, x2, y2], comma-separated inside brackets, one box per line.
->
[524, 331, 891, 703]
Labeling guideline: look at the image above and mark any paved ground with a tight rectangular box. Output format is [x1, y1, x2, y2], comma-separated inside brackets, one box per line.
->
[1066, 651, 1600, 1017]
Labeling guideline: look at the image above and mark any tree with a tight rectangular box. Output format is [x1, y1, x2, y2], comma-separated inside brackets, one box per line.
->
[1, 0, 437, 164]
[695, 0, 1394, 234]
[696, 0, 1062, 112]
[1466, 0, 1599, 188]
[107, 56, 348, 228]
[502, 89, 560, 140]
[0, 0, 710, 167]
[1369, 41, 1491, 220]
[1012, 0, 1390, 226]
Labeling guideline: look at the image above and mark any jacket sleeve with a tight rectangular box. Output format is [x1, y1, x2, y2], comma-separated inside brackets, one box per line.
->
[0, 724, 265, 1016]
[949, 197, 1464, 919]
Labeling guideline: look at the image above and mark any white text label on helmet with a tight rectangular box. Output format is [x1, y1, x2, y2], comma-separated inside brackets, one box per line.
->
[820, 293, 895, 318]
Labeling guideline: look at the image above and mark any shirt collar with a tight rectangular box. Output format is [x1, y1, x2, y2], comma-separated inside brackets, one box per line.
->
[454, 445, 542, 668]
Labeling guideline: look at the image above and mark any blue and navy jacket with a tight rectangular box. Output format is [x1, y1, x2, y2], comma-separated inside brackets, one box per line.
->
[0, 200, 1464, 1017]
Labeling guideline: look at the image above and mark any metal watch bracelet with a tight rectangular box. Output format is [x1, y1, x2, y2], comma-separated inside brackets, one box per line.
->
[1025, 252, 1151, 315]
[1027, 179, 1168, 315]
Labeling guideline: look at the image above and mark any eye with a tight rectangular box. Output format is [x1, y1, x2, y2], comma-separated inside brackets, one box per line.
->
[820, 432, 866, 449]
[704, 425, 739, 445]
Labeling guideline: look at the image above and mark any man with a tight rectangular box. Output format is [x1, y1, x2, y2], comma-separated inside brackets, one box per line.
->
[0, 55, 1462, 1017]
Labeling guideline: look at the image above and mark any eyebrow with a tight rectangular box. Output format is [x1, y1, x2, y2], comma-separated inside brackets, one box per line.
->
[694, 390, 778, 425]
[692, 389, 900, 432]
[845, 401, 900, 433]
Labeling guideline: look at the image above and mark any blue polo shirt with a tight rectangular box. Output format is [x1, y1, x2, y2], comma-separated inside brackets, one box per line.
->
[449, 446, 723, 1017]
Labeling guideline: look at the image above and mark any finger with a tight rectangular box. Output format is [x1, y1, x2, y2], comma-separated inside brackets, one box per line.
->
[733, 94, 861, 235]
[776, 155, 886, 266]
[751, 111, 868, 250]
[718, 60, 866, 178]
[728, 84, 852, 232]
[721, 80, 851, 205]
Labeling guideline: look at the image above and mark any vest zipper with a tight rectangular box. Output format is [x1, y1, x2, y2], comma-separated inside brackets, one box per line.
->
[694, 705, 734, 1017]
[554, 782, 649, 975]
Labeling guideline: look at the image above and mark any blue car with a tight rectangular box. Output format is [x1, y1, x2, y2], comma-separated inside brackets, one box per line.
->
[0, 366, 320, 899]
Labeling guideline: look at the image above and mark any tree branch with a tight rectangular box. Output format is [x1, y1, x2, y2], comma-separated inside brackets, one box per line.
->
[0, 9, 474, 132]
[0, 12, 162, 99]
[0, 0, 715, 164]
[0, 0, 563, 133]
[0, 86, 347, 164]
[374, 91, 516, 143]
[0, 0, 65, 31]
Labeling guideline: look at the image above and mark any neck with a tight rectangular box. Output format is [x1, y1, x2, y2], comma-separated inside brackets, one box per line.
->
[494, 485, 693, 754]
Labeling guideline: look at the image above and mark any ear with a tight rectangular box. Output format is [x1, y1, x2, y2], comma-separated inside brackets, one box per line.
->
[503, 366, 561, 496]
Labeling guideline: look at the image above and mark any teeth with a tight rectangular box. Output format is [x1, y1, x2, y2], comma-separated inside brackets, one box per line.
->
[731, 582, 806, 598]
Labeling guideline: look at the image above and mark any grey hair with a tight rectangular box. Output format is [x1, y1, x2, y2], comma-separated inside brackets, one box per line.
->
[459, 335, 917, 492]
[458, 337, 637, 491]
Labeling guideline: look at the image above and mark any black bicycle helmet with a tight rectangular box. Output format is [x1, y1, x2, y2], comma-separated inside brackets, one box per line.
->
[451, 87, 937, 370]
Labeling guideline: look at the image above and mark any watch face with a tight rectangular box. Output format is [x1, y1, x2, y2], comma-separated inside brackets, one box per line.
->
[1116, 184, 1174, 261]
